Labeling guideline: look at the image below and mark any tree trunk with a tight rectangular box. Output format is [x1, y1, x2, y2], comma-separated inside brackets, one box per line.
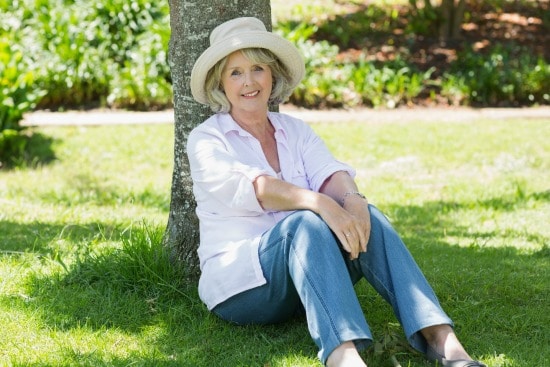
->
[165, 0, 273, 279]
[439, 0, 465, 41]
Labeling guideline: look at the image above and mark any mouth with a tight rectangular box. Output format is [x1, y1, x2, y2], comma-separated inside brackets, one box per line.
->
[242, 90, 260, 97]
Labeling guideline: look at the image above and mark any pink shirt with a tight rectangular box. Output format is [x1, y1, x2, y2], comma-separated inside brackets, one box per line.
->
[187, 112, 355, 309]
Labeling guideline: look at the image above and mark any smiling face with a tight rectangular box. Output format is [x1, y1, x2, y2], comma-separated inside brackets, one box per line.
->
[221, 50, 273, 115]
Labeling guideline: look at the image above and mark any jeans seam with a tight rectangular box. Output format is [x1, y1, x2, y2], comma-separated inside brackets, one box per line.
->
[363, 264, 397, 306]
[288, 232, 342, 343]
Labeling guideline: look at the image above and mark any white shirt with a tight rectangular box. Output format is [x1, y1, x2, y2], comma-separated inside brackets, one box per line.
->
[187, 112, 355, 309]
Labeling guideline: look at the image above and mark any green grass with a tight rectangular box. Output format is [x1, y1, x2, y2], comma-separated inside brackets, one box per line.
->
[1, 118, 549, 366]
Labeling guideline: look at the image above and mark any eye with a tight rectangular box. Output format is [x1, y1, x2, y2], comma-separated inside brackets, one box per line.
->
[253, 65, 265, 72]
[230, 70, 241, 76]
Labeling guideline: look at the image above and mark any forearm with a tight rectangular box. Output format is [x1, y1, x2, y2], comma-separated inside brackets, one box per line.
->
[320, 171, 371, 258]
[253, 174, 334, 213]
[255, 171, 370, 259]
[319, 171, 365, 207]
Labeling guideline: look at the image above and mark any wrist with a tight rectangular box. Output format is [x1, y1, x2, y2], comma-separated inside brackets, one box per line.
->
[341, 191, 367, 206]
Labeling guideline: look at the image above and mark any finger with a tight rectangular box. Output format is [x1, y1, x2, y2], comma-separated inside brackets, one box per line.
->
[338, 231, 352, 254]
[357, 220, 371, 252]
[342, 231, 358, 259]
[349, 223, 367, 254]
[363, 229, 370, 252]
[347, 231, 363, 259]
[360, 225, 370, 252]
[343, 231, 354, 251]
[350, 222, 365, 252]
[357, 231, 367, 253]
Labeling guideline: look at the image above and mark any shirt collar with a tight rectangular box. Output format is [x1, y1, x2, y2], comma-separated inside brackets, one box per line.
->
[219, 113, 245, 135]
[218, 112, 288, 141]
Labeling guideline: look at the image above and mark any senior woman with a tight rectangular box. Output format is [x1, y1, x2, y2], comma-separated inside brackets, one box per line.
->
[186, 17, 486, 367]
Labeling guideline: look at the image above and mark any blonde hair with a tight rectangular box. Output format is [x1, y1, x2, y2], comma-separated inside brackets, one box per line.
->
[204, 48, 294, 113]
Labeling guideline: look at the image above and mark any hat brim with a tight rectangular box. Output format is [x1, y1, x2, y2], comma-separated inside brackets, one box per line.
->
[190, 31, 305, 105]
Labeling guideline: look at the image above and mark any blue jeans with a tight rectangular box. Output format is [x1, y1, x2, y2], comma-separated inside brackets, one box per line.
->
[212, 206, 453, 364]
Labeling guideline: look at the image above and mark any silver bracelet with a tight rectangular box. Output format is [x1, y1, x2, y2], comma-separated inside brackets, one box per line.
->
[341, 191, 366, 206]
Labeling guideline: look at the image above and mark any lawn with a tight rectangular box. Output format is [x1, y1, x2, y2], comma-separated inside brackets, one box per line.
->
[1, 117, 549, 366]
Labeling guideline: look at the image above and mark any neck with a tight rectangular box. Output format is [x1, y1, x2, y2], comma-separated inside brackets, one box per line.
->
[230, 109, 272, 140]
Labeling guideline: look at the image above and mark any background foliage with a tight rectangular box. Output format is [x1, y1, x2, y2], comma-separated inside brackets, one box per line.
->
[2, 0, 548, 113]
[0, 0, 171, 166]
[1, 0, 172, 111]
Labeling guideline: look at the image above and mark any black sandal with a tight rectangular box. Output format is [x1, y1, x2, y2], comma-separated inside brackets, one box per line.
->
[426, 345, 487, 367]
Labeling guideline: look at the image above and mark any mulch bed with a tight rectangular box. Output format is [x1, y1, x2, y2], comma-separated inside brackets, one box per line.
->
[315, 0, 549, 71]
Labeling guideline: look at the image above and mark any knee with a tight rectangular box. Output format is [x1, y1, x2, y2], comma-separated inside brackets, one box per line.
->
[367, 204, 402, 247]
[285, 210, 326, 230]
[292, 209, 321, 221]
[282, 210, 335, 242]
[368, 204, 393, 232]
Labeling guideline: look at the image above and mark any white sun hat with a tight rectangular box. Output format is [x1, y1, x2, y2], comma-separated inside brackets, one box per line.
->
[190, 17, 305, 105]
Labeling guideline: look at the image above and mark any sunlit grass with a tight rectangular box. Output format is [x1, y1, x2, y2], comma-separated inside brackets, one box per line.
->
[315, 119, 550, 253]
[1, 117, 549, 366]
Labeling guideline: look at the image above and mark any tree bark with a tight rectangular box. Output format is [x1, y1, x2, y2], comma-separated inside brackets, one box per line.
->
[439, 0, 465, 41]
[165, 0, 273, 279]
[409, 0, 465, 41]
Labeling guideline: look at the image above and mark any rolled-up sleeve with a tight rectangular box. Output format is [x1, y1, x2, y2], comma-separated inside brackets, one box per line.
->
[187, 122, 270, 214]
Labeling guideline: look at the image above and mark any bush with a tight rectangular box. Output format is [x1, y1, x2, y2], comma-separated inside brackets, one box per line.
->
[287, 35, 433, 109]
[0, 0, 172, 111]
[0, 35, 46, 167]
[107, 21, 172, 110]
[1, 0, 548, 111]
[352, 58, 434, 108]
[441, 45, 550, 106]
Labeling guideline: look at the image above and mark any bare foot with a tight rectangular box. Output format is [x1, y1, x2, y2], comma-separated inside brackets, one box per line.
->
[421, 324, 472, 361]
[326, 341, 367, 367]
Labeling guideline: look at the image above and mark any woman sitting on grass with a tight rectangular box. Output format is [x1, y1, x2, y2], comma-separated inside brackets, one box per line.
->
[186, 16, 487, 367]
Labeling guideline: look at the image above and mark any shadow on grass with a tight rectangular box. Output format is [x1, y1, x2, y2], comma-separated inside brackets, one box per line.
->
[7, 192, 549, 366]
[378, 193, 550, 366]
[6, 223, 319, 366]
[0, 220, 124, 255]
[0, 131, 56, 170]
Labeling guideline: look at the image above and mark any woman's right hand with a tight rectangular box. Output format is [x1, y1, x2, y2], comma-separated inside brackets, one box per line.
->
[316, 194, 369, 260]
[254, 175, 368, 259]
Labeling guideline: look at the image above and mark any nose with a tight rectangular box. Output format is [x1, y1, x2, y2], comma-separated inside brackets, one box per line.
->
[244, 71, 253, 87]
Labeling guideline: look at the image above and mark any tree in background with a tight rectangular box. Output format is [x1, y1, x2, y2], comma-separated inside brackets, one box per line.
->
[165, 0, 272, 278]
[409, 0, 466, 41]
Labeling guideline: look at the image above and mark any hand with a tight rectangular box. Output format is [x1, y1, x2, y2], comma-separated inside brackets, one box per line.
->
[317, 195, 370, 260]
[342, 194, 371, 254]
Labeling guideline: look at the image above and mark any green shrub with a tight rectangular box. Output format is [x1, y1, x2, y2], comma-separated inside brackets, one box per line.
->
[1, 0, 171, 111]
[443, 45, 550, 106]
[0, 36, 45, 167]
[406, 0, 441, 36]
[315, 5, 399, 49]
[33, 1, 112, 108]
[1, 0, 548, 111]
[352, 58, 434, 108]
[288, 36, 433, 109]
[440, 74, 471, 106]
[107, 20, 172, 110]
[290, 39, 346, 107]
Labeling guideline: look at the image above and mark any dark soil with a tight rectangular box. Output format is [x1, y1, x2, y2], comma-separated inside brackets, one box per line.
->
[314, 0, 550, 74]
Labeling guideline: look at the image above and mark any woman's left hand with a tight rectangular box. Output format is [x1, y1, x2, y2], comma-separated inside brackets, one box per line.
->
[341, 195, 371, 257]
[318, 172, 371, 259]
[316, 194, 370, 260]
